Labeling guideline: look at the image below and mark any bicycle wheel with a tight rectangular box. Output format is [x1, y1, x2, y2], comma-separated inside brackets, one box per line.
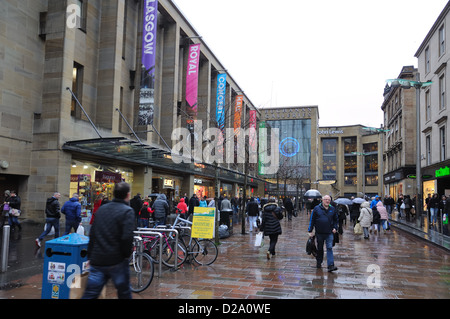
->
[192, 239, 218, 265]
[129, 252, 154, 293]
[161, 238, 188, 268]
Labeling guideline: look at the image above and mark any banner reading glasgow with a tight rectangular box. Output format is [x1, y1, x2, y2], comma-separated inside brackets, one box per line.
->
[139, 0, 158, 126]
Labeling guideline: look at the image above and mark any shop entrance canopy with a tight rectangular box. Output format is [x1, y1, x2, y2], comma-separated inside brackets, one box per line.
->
[62, 137, 261, 187]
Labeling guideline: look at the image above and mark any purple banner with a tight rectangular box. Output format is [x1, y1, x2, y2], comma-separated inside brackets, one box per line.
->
[139, 0, 158, 126]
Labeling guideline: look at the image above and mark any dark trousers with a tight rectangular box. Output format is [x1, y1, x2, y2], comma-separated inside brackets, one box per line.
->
[268, 234, 278, 255]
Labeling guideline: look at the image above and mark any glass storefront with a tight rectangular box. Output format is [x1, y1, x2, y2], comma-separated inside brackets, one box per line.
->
[70, 160, 134, 222]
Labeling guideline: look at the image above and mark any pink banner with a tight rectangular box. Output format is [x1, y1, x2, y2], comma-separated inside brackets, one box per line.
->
[186, 43, 201, 121]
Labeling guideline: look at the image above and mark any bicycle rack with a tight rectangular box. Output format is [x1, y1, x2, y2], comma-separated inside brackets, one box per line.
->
[137, 228, 180, 272]
[134, 230, 163, 277]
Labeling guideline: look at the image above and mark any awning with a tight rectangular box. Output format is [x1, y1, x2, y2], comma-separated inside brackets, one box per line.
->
[62, 137, 263, 187]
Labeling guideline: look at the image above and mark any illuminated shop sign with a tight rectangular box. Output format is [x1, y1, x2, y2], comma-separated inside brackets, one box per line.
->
[435, 166, 450, 178]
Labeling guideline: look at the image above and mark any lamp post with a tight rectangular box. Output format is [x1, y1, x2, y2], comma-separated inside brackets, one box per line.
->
[386, 76, 432, 227]
[352, 151, 368, 198]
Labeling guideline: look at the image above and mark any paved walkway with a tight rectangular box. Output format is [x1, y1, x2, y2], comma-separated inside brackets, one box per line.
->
[0, 212, 449, 299]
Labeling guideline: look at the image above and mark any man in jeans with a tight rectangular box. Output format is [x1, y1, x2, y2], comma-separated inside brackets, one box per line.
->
[36, 192, 61, 247]
[82, 182, 135, 299]
[308, 195, 338, 272]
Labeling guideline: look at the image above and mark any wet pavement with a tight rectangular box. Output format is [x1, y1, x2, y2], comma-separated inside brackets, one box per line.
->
[0, 213, 449, 299]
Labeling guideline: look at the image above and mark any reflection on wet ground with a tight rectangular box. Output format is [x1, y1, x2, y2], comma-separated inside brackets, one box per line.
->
[0, 213, 449, 299]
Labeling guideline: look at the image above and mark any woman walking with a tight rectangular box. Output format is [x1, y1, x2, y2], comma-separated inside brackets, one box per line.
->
[376, 201, 389, 234]
[260, 198, 282, 260]
[358, 201, 373, 239]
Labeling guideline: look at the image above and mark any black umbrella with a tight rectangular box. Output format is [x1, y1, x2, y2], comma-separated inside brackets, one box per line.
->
[304, 189, 322, 199]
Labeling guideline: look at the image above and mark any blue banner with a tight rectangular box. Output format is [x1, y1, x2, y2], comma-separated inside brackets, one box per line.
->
[216, 73, 226, 130]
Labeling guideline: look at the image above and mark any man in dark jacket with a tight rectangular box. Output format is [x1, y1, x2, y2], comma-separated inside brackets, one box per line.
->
[61, 193, 82, 235]
[36, 192, 61, 247]
[308, 195, 338, 272]
[261, 199, 282, 259]
[83, 182, 135, 299]
[284, 197, 294, 220]
[246, 197, 260, 232]
[130, 193, 143, 226]
[187, 194, 199, 219]
[152, 193, 169, 226]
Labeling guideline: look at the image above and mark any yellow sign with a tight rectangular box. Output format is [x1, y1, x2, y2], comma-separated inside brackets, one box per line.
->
[191, 207, 216, 239]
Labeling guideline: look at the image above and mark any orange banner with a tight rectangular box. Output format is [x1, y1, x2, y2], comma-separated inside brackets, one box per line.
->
[233, 95, 243, 134]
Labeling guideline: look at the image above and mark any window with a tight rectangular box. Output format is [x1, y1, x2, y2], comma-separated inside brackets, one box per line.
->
[425, 47, 430, 74]
[440, 126, 446, 161]
[322, 138, 337, 180]
[439, 24, 445, 56]
[426, 135, 431, 166]
[440, 73, 446, 110]
[71, 62, 84, 118]
[425, 90, 431, 121]
[77, 0, 87, 31]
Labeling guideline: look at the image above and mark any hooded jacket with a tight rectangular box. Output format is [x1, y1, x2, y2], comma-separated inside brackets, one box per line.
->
[45, 197, 61, 219]
[151, 194, 169, 219]
[61, 197, 81, 222]
[261, 203, 282, 236]
[308, 203, 338, 234]
[358, 201, 373, 227]
[176, 198, 188, 215]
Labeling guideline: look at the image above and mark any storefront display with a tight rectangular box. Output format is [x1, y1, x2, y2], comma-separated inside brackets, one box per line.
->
[70, 160, 133, 222]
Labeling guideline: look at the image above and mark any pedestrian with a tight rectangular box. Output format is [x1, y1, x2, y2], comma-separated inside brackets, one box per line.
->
[337, 204, 348, 235]
[138, 202, 153, 228]
[151, 194, 169, 226]
[308, 195, 338, 272]
[130, 193, 143, 226]
[376, 201, 389, 234]
[284, 197, 294, 221]
[8, 191, 22, 231]
[1, 190, 11, 227]
[370, 195, 381, 209]
[246, 197, 259, 232]
[61, 193, 82, 235]
[371, 202, 381, 235]
[199, 196, 207, 207]
[397, 194, 404, 219]
[404, 195, 413, 221]
[358, 201, 373, 239]
[176, 197, 188, 219]
[187, 194, 199, 219]
[82, 182, 135, 299]
[261, 198, 282, 260]
[349, 202, 360, 228]
[429, 193, 440, 226]
[36, 192, 61, 247]
[220, 195, 233, 229]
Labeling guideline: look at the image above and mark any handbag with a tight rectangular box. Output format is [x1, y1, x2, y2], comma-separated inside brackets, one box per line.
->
[400, 203, 405, 209]
[443, 213, 448, 225]
[69, 272, 106, 299]
[333, 232, 339, 246]
[254, 232, 264, 247]
[354, 223, 363, 235]
[10, 208, 21, 217]
[2, 203, 9, 211]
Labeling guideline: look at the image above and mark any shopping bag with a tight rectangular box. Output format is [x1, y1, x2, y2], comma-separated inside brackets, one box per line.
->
[443, 213, 448, 225]
[76, 224, 85, 235]
[353, 223, 363, 235]
[254, 232, 263, 247]
[10, 208, 20, 217]
[69, 272, 106, 299]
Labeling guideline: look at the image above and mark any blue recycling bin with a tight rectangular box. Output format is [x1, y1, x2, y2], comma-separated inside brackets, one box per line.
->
[41, 233, 89, 299]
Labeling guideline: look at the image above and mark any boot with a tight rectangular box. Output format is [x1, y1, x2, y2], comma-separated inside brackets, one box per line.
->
[328, 264, 338, 272]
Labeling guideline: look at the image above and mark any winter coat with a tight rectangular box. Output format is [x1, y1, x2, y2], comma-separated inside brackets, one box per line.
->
[176, 198, 188, 215]
[9, 195, 21, 210]
[61, 197, 81, 222]
[284, 198, 294, 212]
[87, 198, 135, 266]
[358, 202, 373, 227]
[349, 203, 360, 220]
[261, 203, 282, 236]
[199, 200, 207, 207]
[220, 198, 233, 212]
[188, 196, 199, 215]
[45, 197, 61, 219]
[139, 203, 153, 219]
[372, 206, 381, 224]
[246, 199, 259, 217]
[151, 194, 169, 219]
[308, 203, 338, 234]
[376, 201, 388, 220]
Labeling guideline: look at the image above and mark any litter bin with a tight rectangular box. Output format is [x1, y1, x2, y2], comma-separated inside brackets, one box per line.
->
[41, 233, 89, 299]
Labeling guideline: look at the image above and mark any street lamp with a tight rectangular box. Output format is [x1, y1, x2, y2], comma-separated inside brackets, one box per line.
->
[386, 76, 432, 227]
[352, 151, 368, 199]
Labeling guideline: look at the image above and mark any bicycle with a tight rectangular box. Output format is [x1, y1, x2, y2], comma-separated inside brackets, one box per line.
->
[171, 214, 218, 266]
[141, 230, 187, 268]
[129, 236, 154, 293]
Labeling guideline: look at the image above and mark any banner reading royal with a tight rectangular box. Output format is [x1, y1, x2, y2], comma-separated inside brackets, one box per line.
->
[139, 0, 158, 126]
[186, 43, 201, 126]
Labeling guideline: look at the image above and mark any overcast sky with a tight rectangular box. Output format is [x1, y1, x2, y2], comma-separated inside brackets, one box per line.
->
[172, 0, 449, 128]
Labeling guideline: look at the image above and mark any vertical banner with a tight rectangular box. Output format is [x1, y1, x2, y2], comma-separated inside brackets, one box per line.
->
[186, 43, 201, 125]
[216, 73, 227, 158]
[139, 0, 158, 126]
[249, 109, 257, 153]
[233, 95, 243, 134]
[258, 121, 267, 175]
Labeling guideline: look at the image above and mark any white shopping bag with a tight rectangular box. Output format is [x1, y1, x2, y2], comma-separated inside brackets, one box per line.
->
[77, 224, 85, 235]
[254, 232, 263, 247]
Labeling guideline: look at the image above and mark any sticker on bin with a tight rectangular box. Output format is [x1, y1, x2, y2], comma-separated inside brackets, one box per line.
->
[51, 284, 60, 299]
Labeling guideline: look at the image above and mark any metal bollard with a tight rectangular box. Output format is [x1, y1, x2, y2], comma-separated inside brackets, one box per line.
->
[1, 225, 10, 273]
